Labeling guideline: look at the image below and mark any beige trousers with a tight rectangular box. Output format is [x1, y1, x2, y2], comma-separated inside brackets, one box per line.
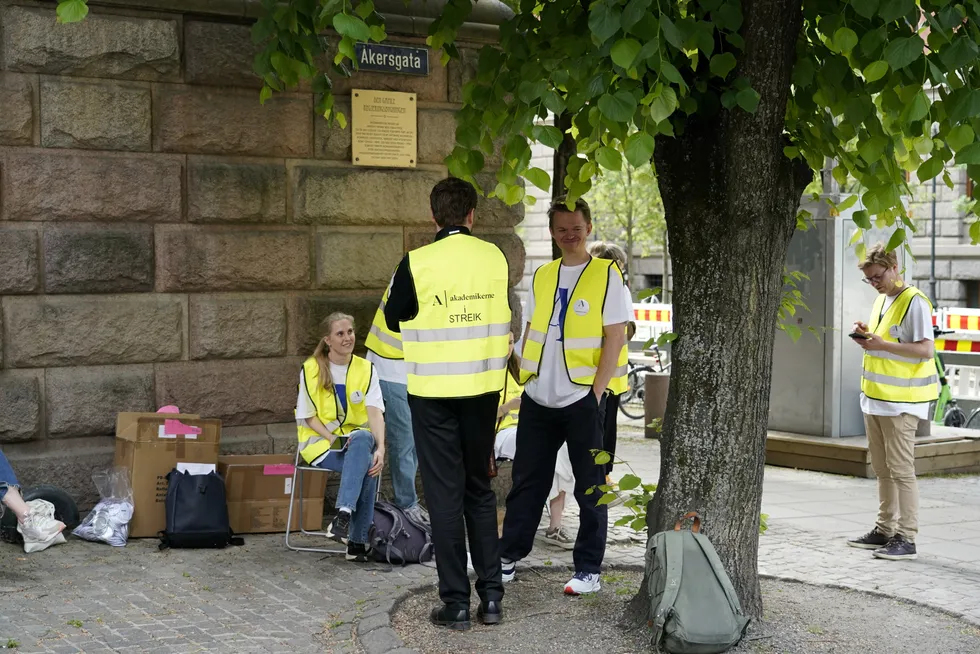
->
[864, 413, 919, 541]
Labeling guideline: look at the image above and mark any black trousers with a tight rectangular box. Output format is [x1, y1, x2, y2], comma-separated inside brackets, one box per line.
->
[602, 393, 621, 476]
[408, 392, 503, 609]
[501, 392, 608, 574]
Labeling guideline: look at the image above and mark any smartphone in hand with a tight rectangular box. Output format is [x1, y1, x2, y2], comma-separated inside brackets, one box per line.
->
[849, 331, 872, 340]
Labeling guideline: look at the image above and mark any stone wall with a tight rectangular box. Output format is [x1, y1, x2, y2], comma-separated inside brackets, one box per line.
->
[0, 0, 524, 504]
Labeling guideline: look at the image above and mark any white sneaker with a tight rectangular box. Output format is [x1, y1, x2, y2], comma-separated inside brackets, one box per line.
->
[564, 572, 601, 595]
[18, 499, 67, 553]
[501, 558, 517, 582]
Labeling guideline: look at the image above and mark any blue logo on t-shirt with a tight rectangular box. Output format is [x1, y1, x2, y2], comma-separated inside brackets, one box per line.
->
[336, 384, 348, 413]
[550, 288, 569, 342]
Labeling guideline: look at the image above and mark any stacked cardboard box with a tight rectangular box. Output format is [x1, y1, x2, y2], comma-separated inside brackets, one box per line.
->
[218, 455, 327, 534]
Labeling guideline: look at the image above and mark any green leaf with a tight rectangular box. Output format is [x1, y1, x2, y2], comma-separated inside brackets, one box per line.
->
[950, 90, 980, 123]
[579, 160, 597, 182]
[594, 451, 612, 465]
[503, 184, 525, 205]
[624, 131, 655, 167]
[598, 91, 638, 122]
[858, 135, 889, 164]
[782, 324, 802, 342]
[619, 474, 641, 491]
[917, 156, 944, 183]
[542, 90, 566, 115]
[955, 142, 980, 166]
[649, 87, 678, 123]
[630, 517, 648, 531]
[833, 27, 859, 54]
[972, 221, 980, 245]
[940, 37, 979, 71]
[885, 228, 906, 252]
[596, 146, 623, 171]
[611, 38, 643, 69]
[709, 53, 737, 79]
[524, 167, 551, 192]
[333, 13, 372, 42]
[735, 87, 760, 113]
[532, 125, 564, 149]
[862, 60, 889, 82]
[851, 0, 879, 19]
[354, 0, 375, 19]
[259, 85, 272, 105]
[714, 3, 743, 31]
[660, 16, 685, 49]
[883, 37, 923, 70]
[597, 492, 618, 506]
[856, 242, 867, 262]
[369, 25, 386, 41]
[589, 3, 622, 44]
[518, 80, 548, 103]
[878, 0, 915, 22]
[948, 125, 976, 152]
[56, 0, 88, 23]
[621, 0, 652, 31]
[903, 91, 930, 123]
[783, 146, 800, 159]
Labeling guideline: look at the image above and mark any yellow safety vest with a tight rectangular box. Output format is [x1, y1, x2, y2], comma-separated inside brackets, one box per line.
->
[520, 257, 628, 394]
[365, 282, 403, 360]
[861, 287, 939, 404]
[497, 370, 523, 432]
[401, 233, 511, 398]
[296, 355, 374, 465]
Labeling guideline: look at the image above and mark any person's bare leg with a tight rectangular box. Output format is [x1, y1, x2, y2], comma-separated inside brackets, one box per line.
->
[548, 492, 565, 531]
[2, 486, 32, 523]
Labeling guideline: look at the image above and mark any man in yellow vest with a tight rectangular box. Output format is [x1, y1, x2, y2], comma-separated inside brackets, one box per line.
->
[364, 276, 429, 526]
[384, 178, 511, 630]
[849, 243, 937, 561]
[501, 195, 629, 595]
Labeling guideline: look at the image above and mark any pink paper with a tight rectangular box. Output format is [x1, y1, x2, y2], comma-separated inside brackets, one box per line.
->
[263, 464, 295, 476]
[162, 418, 202, 435]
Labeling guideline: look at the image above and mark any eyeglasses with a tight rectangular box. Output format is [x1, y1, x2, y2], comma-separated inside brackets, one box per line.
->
[862, 273, 886, 285]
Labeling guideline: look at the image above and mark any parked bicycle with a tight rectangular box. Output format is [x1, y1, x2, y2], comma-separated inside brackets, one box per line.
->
[619, 346, 670, 420]
[932, 327, 966, 428]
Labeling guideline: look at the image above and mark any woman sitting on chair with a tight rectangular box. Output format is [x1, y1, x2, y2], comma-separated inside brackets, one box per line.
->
[494, 332, 575, 547]
[295, 311, 386, 562]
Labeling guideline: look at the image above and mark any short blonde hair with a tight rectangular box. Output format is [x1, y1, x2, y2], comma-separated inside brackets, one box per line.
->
[858, 242, 897, 271]
[588, 241, 628, 271]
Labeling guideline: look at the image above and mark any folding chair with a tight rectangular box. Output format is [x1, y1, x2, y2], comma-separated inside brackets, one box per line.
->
[285, 447, 345, 554]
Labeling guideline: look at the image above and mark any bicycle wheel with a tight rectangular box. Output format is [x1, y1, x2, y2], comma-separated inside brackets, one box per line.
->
[965, 409, 980, 430]
[619, 367, 651, 420]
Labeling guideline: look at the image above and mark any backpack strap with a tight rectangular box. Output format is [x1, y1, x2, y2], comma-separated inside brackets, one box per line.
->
[651, 531, 684, 645]
[691, 532, 745, 617]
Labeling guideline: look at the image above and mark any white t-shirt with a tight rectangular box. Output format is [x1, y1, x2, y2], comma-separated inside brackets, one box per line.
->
[295, 360, 385, 423]
[366, 350, 407, 385]
[859, 294, 935, 420]
[523, 261, 631, 408]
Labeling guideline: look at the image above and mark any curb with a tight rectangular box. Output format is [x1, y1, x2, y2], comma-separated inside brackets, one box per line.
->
[352, 562, 647, 654]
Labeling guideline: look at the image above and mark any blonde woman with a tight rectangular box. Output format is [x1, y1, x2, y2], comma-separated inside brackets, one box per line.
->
[295, 312, 386, 562]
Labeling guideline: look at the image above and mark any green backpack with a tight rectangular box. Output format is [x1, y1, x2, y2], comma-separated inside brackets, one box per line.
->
[647, 512, 750, 654]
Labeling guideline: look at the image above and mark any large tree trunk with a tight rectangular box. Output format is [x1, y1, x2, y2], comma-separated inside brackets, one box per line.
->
[627, 0, 812, 625]
[552, 112, 577, 261]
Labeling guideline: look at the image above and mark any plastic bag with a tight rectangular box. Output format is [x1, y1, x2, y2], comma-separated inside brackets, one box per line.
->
[72, 468, 135, 547]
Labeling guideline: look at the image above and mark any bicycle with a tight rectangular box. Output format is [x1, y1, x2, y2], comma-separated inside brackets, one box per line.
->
[932, 328, 966, 428]
[619, 346, 670, 420]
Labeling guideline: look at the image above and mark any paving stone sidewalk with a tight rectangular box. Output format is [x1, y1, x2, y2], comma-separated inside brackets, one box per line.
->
[2, 429, 978, 654]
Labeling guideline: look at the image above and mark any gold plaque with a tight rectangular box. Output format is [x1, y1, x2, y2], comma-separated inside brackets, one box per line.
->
[351, 89, 417, 168]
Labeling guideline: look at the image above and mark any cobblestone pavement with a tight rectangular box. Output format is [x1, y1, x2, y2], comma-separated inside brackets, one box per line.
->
[2, 429, 979, 653]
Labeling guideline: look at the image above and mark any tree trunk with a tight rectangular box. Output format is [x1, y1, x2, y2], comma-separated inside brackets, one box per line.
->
[626, 0, 812, 626]
[661, 233, 669, 304]
[552, 112, 576, 261]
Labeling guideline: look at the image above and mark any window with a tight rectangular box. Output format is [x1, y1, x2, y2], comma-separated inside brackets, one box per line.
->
[966, 281, 980, 309]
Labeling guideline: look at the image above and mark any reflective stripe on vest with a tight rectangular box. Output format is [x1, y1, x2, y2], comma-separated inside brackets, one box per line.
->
[296, 355, 373, 465]
[519, 257, 629, 395]
[860, 287, 939, 404]
[364, 286, 404, 360]
[401, 234, 511, 398]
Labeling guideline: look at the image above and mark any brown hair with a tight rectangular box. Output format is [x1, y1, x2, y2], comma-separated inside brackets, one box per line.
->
[548, 195, 592, 229]
[858, 242, 898, 271]
[430, 177, 478, 228]
[312, 311, 355, 391]
[588, 241, 628, 271]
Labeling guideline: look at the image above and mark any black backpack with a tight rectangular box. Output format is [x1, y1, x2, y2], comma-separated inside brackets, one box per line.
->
[158, 470, 244, 550]
[368, 501, 433, 565]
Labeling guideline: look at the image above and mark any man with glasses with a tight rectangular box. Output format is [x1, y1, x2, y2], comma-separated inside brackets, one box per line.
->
[848, 243, 937, 561]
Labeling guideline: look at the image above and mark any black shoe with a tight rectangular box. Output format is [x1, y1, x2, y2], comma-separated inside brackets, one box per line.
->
[430, 605, 471, 631]
[847, 527, 891, 550]
[477, 600, 502, 626]
[346, 541, 372, 562]
[873, 535, 918, 560]
[329, 511, 350, 544]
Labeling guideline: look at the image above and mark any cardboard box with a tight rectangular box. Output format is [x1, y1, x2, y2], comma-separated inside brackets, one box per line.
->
[114, 412, 221, 538]
[217, 455, 327, 534]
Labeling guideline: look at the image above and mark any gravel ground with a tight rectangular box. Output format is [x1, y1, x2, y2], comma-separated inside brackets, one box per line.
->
[390, 571, 980, 654]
